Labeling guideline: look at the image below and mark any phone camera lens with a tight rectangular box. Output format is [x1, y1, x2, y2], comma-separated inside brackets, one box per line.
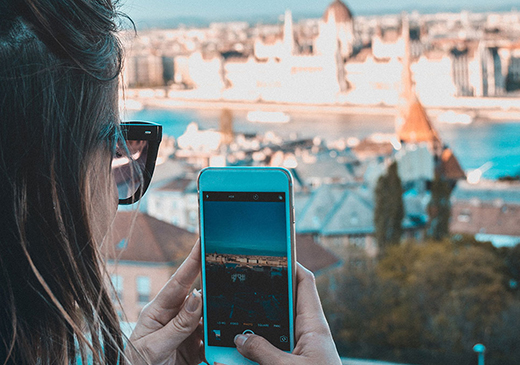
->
[253, 194, 259, 200]
[278, 195, 283, 200]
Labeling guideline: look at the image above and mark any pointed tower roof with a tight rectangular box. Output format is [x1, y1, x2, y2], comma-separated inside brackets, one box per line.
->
[397, 100, 441, 145]
[397, 13, 441, 147]
[323, 0, 353, 23]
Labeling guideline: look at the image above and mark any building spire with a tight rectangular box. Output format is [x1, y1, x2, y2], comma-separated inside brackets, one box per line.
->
[283, 9, 294, 56]
[396, 12, 442, 153]
[400, 12, 413, 102]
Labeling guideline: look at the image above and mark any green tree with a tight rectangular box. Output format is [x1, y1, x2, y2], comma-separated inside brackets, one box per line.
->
[497, 243, 520, 291]
[378, 239, 512, 357]
[374, 161, 404, 249]
[428, 173, 452, 240]
[320, 237, 520, 365]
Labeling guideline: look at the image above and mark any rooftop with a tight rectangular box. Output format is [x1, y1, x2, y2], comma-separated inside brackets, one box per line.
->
[451, 200, 520, 237]
[295, 234, 340, 273]
[292, 151, 357, 187]
[323, 0, 353, 24]
[157, 176, 197, 192]
[103, 212, 197, 264]
[296, 184, 426, 236]
[397, 99, 442, 146]
[105, 213, 340, 273]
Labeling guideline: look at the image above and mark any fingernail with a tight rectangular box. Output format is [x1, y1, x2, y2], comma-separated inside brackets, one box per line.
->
[186, 289, 200, 313]
[234, 334, 249, 347]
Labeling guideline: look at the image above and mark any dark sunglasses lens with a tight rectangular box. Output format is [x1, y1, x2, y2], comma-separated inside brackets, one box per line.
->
[112, 139, 149, 201]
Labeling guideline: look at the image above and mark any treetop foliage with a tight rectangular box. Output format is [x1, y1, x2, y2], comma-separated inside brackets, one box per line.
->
[319, 235, 520, 365]
[374, 161, 404, 249]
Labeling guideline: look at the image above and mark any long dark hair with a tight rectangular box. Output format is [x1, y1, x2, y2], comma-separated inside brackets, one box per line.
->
[0, 0, 127, 363]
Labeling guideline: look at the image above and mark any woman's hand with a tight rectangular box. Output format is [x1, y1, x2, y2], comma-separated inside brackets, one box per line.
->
[125, 241, 204, 365]
[232, 263, 342, 365]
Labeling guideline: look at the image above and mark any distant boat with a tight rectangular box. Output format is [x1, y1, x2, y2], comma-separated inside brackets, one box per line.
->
[437, 111, 473, 125]
[247, 111, 290, 124]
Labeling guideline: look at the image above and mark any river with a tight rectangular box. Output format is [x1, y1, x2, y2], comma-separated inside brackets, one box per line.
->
[125, 107, 520, 180]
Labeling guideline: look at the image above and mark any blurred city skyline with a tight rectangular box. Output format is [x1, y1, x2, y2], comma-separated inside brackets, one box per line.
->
[122, 0, 519, 26]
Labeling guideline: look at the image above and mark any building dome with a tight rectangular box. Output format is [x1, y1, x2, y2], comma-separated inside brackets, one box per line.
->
[323, 0, 353, 23]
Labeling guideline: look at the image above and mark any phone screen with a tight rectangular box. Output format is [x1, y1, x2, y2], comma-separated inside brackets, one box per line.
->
[202, 191, 291, 351]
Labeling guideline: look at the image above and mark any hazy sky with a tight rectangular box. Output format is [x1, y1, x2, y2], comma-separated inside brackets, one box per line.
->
[121, 0, 518, 22]
[203, 201, 287, 257]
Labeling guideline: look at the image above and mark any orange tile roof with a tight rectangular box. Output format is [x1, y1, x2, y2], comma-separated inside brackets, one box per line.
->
[103, 212, 196, 264]
[397, 98, 442, 145]
[104, 213, 340, 273]
[295, 234, 340, 273]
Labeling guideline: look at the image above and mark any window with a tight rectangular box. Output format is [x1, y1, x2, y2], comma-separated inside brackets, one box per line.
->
[136, 276, 151, 304]
[111, 274, 123, 302]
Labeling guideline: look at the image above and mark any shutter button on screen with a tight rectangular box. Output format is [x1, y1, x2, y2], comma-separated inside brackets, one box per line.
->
[242, 330, 255, 335]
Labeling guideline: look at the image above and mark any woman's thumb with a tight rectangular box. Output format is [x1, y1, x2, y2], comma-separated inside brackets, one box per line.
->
[234, 334, 292, 365]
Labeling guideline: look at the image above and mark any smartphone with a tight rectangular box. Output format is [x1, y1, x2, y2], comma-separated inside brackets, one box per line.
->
[198, 167, 296, 365]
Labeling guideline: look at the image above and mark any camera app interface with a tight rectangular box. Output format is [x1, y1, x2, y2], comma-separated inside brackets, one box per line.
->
[203, 191, 290, 351]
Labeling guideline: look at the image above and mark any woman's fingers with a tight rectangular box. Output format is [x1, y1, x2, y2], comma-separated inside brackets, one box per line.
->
[171, 296, 206, 365]
[138, 289, 203, 362]
[294, 263, 332, 341]
[296, 263, 323, 316]
[162, 289, 202, 347]
[151, 240, 202, 316]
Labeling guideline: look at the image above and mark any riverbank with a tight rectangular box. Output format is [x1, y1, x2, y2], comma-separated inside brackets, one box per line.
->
[121, 90, 520, 121]
[123, 97, 399, 117]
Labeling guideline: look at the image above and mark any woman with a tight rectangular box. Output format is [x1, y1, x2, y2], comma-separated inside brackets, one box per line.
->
[0, 0, 341, 364]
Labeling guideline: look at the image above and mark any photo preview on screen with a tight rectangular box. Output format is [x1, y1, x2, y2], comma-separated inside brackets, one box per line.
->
[202, 191, 290, 351]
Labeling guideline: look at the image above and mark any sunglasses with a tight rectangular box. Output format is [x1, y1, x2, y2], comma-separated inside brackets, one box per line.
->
[112, 121, 162, 205]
